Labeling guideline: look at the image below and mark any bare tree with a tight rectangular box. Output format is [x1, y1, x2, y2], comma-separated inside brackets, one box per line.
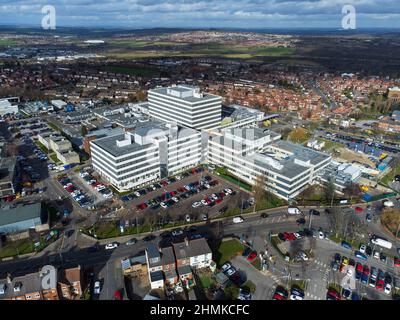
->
[253, 174, 267, 202]
[324, 178, 336, 206]
[328, 207, 344, 238]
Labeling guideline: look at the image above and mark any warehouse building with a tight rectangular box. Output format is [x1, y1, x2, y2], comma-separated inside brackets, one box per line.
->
[0, 202, 48, 235]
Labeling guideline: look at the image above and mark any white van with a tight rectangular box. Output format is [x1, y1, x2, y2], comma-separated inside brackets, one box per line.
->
[383, 200, 394, 208]
[288, 207, 301, 215]
[233, 216, 244, 224]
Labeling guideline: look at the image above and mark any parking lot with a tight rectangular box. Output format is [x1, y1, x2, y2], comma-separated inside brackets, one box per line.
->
[119, 169, 250, 224]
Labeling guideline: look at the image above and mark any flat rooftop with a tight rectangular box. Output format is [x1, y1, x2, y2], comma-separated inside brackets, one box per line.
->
[149, 85, 221, 103]
[253, 140, 331, 179]
[0, 157, 16, 184]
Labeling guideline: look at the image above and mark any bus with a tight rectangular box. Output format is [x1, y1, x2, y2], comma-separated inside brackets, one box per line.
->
[371, 235, 392, 249]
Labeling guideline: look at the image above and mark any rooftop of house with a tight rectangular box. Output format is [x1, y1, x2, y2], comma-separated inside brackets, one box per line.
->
[172, 238, 211, 260]
[149, 270, 164, 282]
[161, 246, 176, 266]
[59, 266, 81, 286]
[0, 271, 56, 299]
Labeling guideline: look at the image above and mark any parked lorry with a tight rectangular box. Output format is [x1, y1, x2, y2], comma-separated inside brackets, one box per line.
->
[288, 207, 301, 215]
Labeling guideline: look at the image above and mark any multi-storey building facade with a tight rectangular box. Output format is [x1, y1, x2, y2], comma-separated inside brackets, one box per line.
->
[91, 121, 202, 192]
[148, 85, 222, 130]
[208, 128, 332, 201]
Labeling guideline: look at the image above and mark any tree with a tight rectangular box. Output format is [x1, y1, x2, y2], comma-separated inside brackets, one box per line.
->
[324, 178, 336, 206]
[328, 207, 344, 238]
[343, 183, 362, 202]
[253, 174, 267, 204]
[81, 125, 88, 137]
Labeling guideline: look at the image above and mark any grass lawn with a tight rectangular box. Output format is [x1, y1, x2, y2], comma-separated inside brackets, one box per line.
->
[48, 122, 61, 132]
[198, 274, 215, 289]
[241, 280, 256, 293]
[251, 258, 262, 270]
[0, 39, 20, 46]
[318, 138, 345, 152]
[212, 239, 245, 267]
[381, 164, 400, 186]
[328, 283, 342, 293]
[0, 239, 36, 259]
[221, 207, 241, 218]
[50, 154, 60, 164]
[87, 222, 154, 239]
[36, 141, 49, 153]
[245, 195, 286, 212]
[214, 168, 252, 191]
[290, 280, 308, 291]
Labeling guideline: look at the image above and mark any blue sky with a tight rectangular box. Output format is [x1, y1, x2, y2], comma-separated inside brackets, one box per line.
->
[0, 0, 399, 29]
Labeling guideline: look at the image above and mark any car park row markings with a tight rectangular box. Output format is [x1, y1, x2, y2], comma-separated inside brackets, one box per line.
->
[305, 292, 322, 300]
[314, 260, 328, 268]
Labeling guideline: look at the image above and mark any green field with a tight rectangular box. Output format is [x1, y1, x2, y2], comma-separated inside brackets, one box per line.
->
[0, 39, 20, 46]
[212, 239, 245, 267]
[106, 40, 295, 60]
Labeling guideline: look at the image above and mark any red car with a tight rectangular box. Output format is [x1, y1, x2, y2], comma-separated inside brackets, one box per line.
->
[376, 279, 385, 291]
[218, 192, 226, 198]
[178, 187, 186, 193]
[215, 199, 223, 204]
[170, 191, 177, 196]
[355, 207, 363, 213]
[326, 289, 341, 300]
[136, 203, 148, 211]
[161, 180, 168, 186]
[285, 233, 297, 241]
[273, 293, 285, 300]
[247, 251, 257, 262]
[356, 263, 363, 272]
[394, 257, 400, 267]
[363, 265, 369, 275]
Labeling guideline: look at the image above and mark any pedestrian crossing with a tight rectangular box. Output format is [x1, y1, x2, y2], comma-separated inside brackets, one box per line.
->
[305, 292, 322, 300]
[313, 259, 328, 268]
[262, 270, 282, 285]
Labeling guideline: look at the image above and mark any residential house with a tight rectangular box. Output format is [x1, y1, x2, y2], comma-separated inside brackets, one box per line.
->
[145, 244, 164, 290]
[161, 247, 178, 285]
[57, 265, 83, 300]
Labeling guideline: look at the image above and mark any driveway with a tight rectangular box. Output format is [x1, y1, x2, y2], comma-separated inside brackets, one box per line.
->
[231, 255, 277, 300]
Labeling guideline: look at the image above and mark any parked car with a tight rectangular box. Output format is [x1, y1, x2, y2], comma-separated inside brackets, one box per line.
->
[126, 239, 137, 246]
[247, 251, 257, 262]
[221, 262, 233, 273]
[105, 242, 119, 250]
[93, 281, 101, 295]
[238, 288, 252, 300]
[171, 229, 184, 237]
[232, 216, 244, 224]
[225, 267, 237, 277]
